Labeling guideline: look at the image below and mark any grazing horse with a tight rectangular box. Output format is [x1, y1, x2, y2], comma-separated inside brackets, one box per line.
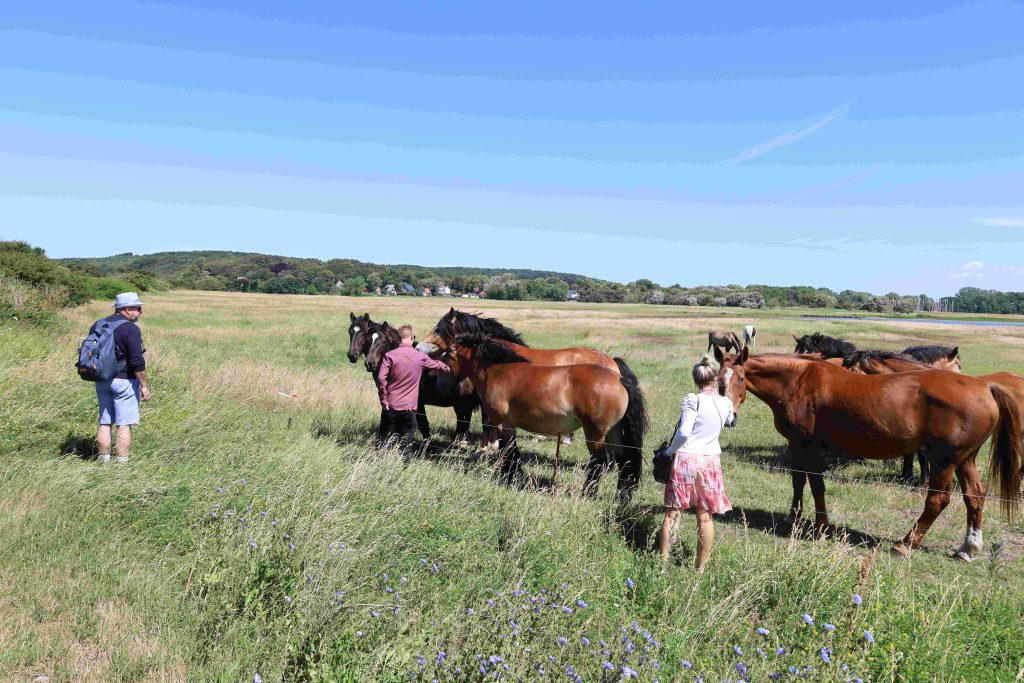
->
[707, 329, 743, 354]
[792, 332, 856, 358]
[743, 325, 757, 348]
[364, 322, 481, 446]
[715, 347, 1022, 562]
[902, 345, 961, 372]
[443, 333, 649, 502]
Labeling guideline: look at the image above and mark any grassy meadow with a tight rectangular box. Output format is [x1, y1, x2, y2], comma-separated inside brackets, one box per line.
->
[2, 291, 1023, 682]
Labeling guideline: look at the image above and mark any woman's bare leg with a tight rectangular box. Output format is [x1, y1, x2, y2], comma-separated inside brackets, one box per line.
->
[660, 508, 681, 562]
[695, 507, 714, 571]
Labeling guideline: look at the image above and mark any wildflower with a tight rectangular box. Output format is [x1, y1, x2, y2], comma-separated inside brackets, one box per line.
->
[621, 665, 639, 679]
[420, 558, 427, 565]
[823, 623, 836, 632]
[254, 675, 262, 683]
[283, 595, 292, 605]
[371, 610, 379, 618]
[417, 655, 426, 668]
[271, 519, 279, 526]
[248, 540, 258, 549]
[801, 614, 814, 626]
[437, 652, 447, 666]
[431, 563, 440, 573]
[852, 593, 862, 606]
[394, 593, 401, 602]
[489, 655, 503, 664]
[324, 490, 331, 496]
[756, 647, 765, 657]
[577, 599, 588, 609]
[561, 606, 573, 614]
[775, 648, 786, 656]
[283, 533, 290, 541]
[288, 543, 296, 553]
[581, 636, 591, 646]
[393, 607, 400, 616]
[259, 511, 268, 518]
[757, 627, 770, 636]
[864, 630, 875, 643]
[401, 576, 408, 584]
[557, 636, 568, 647]
[626, 578, 635, 589]
[487, 599, 496, 608]
[681, 660, 693, 669]
[356, 631, 364, 637]
[819, 647, 831, 664]
[241, 478, 248, 484]
[216, 487, 224, 493]
[467, 608, 475, 616]
[734, 645, 743, 656]
[603, 662, 615, 671]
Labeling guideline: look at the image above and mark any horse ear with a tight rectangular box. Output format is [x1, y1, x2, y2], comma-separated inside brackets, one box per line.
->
[740, 346, 749, 363]
[349, 312, 355, 322]
[949, 347, 959, 360]
[792, 335, 800, 343]
[713, 344, 724, 364]
[448, 307, 455, 315]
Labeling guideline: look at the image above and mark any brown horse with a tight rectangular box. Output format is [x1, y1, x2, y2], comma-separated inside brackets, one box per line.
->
[421, 308, 620, 374]
[443, 333, 649, 501]
[708, 329, 743, 354]
[844, 350, 1024, 483]
[715, 347, 1022, 561]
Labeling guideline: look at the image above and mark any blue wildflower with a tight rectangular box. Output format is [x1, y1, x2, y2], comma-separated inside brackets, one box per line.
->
[603, 662, 615, 671]
[776, 648, 786, 656]
[626, 578, 635, 589]
[577, 599, 588, 608]
[283, 595, 292, 605]
[734, 645, 743, 656]
[823, 623, 836, 632]
[419, 558, 427, 565]
[801, 614, 814, 626]
[819, 647, 831, 664]
[864, 630, 875, 643]
[432, 563, 440, 573]
[681, 660, 693, 669]
[437, 652, 447, 666]
[466, 608, 475, 616]
[288, 543, 295, 553]
[757, 627, 770, 636]
[258, 511, 268, 518]
[248, 540, 257, 549]
[253, 675, 262, 683]
[371, 610, 379, 618]
[489, 655, 503, 664]
[416, 655, 426, 668]
[621, 665, 639, 679]
[557, 636, 568, 647]
[581, 636, 591, 646]
[561, 606, 573, 614]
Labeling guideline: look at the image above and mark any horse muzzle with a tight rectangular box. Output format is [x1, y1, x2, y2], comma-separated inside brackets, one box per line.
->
[725, 414, 738, 428]
[347, 352, 359, 363]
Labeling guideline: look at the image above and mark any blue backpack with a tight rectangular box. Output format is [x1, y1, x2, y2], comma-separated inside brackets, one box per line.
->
[76, 317, 131, 382]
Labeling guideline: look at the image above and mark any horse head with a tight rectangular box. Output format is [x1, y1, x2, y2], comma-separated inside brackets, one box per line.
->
[714, 345, 749, 423]
[365, 322, 398, 374]
[348, 312, 374, 363]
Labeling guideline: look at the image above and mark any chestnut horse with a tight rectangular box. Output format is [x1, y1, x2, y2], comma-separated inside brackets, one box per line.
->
[349, 313, 481, 445]
[715, 347, 1022, 561]
[421, 308, 620, 374]
[843, 350, 1023, 483]
[443, 333, 649, 502]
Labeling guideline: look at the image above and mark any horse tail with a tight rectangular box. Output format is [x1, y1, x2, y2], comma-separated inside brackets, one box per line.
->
[613, 358, 650, 472]
[987, 383, 1023, 521]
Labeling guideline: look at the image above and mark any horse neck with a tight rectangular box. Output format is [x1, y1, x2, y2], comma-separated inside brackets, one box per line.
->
[876, 357, 930, 373]
[741, 356, 808, 405]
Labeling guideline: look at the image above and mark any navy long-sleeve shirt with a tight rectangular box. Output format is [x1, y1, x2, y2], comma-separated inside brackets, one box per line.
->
[90, 314, 146, 379]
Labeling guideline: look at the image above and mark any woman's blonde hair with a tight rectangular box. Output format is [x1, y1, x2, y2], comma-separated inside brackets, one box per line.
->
[692, 354, 720, 388]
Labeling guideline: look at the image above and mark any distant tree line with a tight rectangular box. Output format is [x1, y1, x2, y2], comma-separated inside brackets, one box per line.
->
[56, 249, 1024, 314]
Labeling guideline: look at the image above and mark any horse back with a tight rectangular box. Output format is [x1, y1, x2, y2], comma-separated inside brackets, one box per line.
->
[495, 339, 619, 374]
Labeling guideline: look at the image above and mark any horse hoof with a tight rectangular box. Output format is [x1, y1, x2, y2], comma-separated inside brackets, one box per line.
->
[889, 543, 912, 559]
[781, 515, 795, 527]
[952, 551, 973, 563]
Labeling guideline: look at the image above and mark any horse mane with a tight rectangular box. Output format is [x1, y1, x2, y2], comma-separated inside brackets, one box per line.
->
[841, 349, 925, 370]
[793, 332, 856, 359]
[436, 310, 529, 347]
[453, 333, 531, 364]
[374, 323, 403, 351]
[902, 345, 957, 363]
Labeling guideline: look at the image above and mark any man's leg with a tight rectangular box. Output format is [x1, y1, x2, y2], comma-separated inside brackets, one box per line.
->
[95, 381, 114, 463]
[96, 424, 112, 463]
[397, 410, 417, 463]
[115, 425, 133, 462]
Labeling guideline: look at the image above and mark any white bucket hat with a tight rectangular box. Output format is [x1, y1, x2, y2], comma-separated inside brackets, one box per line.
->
[112, 292, 144, 309]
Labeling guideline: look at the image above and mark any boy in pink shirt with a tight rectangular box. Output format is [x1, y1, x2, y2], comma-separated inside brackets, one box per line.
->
[378, 324, 451, 460]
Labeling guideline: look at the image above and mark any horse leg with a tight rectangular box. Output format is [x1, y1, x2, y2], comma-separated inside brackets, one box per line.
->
[892, 464, 954, 558]
[498, 427, 523, 485]
[807, 457, 829, 535]
[953, 458, 986, 562]
[453, 401, 471, 447]
[614, 438, 641, 504]
[783, 442, 809, 526]
[551, 436, 561, 494]
[900, 452, 915, 482]
[918, 449, 930, 486]
[582, 433, 610, 498]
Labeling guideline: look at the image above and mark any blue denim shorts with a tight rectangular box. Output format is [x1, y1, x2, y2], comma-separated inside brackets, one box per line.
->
[96, 378, 141, 426]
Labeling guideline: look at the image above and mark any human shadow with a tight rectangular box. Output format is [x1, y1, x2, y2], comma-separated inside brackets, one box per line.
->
[59, 431, 97, 460]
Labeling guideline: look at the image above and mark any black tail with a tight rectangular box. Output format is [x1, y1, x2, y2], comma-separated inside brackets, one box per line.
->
[612, 358, 649, 501]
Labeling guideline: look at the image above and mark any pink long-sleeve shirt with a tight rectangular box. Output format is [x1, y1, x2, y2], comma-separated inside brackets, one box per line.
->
[378, 343, 451, 410]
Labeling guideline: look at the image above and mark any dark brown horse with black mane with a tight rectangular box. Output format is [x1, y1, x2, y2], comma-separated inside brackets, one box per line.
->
[443, 333, 648, 502]
[420, 308, 621, 375]
[348, 313, 481, 445]
[793, 332, 856, 358]
[716, 347, 1022, 562]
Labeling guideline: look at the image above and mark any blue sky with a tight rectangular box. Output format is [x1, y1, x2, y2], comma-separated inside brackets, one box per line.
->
[2, 1, 1022, 295]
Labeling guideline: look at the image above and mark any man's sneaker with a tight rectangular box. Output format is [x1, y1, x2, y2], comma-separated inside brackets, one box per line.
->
[115, 455, 129, 464]
[98, 453, 111, 464]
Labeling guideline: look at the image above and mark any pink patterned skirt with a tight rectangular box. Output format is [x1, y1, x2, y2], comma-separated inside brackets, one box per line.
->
[664, 452, 732, 514]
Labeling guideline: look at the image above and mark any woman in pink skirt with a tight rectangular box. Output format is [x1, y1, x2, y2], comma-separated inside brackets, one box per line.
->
[659, 356, 735, 570]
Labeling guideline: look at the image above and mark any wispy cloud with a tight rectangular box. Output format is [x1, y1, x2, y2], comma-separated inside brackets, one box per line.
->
[726, 100, 854, 165]
[949, 260, 986, 280]
[972, 215, 1024, 228]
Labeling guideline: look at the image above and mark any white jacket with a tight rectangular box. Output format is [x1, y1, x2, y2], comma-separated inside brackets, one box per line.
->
[666, 391, 733, 456]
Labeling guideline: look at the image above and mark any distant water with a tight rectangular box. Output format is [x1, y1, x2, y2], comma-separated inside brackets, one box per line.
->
[801, 315, 1024, 328]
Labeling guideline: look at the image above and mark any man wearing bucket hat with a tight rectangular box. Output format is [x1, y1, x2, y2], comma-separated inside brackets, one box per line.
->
[90, 292, 151, 463]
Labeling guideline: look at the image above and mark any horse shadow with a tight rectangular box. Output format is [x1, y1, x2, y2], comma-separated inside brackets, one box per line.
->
[59, 431, 97, 460]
